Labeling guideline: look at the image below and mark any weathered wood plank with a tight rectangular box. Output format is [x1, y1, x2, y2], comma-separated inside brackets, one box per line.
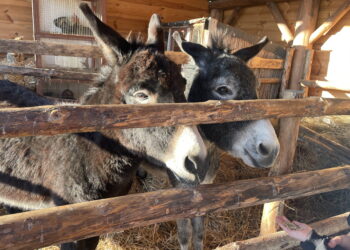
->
[260, 0, 320, 235]
[266, 2, 294, 43]
[247, 57, 284, 69]
[0, 39, 103, 58]
[309, 0, 350, 44]
[210, 0, 297, 10]
[0, 165, 350, 249]
[302, 80, 350, 92]
[0, 39, 284, 68]
[0, 65, 98, 81]
[0, 98, 349, 138]
[217, 211, 350, 250]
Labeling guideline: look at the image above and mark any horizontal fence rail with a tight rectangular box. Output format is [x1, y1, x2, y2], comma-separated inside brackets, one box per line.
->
[0, 39, 284, 69]
[0, 65, 98, 81]
[217, 211, 350, 250]
[0, 165, 349, 249]
[0, 65, 280, 84]
[0, 98, 349, 138]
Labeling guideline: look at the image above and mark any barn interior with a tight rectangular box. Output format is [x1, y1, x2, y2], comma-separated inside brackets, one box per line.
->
[0, 0, 349, 249]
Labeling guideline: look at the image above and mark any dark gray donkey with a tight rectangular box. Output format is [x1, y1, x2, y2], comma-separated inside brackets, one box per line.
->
[0, 4, 210, 249]
[168, 32, 281, 250]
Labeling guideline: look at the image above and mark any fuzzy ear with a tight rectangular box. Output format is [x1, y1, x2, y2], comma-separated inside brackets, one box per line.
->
[146, 14, 164, 52]
[233, 36, 269, 62]
[173, 31, 211, 69]
[80, 3, 130, 65]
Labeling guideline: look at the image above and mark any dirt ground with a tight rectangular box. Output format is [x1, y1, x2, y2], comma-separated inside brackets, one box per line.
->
[2, 116, 348, 250]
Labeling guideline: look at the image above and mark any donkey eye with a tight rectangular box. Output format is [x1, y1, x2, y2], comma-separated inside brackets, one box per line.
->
[216, 86, 232, 95]
[134, 91, 149, 100]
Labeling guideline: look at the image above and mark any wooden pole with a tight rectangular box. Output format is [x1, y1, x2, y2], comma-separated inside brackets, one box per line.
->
[0, 166, 350, 249]
[0, 65, 98, 81]
[223, 7, 241, 26]
[0, 39, 284, 68]
[301, 80, 350, 92]
[260, 0, 320, 235]
[266, 2, 294, 43]
[210, 9, 224, 22]
[217, 211, 350, 250]
[211, 0, 298, 10]
[278, 48, 295, 98]
[0, 98, 349, 138]
[309, 0, 350, 44]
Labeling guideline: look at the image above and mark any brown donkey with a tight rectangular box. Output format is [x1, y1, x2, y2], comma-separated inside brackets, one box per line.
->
[0, 4, 209, 249]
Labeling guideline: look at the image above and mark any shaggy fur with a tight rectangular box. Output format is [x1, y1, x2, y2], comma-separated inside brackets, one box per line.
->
[0, 5, 209, 250]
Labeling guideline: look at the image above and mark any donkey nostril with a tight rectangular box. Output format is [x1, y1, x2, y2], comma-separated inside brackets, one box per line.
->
[184, 156, 197, 175]
[258, 143, 270, 156]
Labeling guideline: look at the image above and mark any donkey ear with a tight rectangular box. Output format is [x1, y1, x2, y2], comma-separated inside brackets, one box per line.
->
[232, 36, 269, 62]
[146, 14, 164, 52]
[181, 42, 212, 69]
[80, 3, 130, 65]
[173, 32, 212, 68]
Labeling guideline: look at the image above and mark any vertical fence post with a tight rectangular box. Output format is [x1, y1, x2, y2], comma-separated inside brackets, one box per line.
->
[260, 0, 320, 235]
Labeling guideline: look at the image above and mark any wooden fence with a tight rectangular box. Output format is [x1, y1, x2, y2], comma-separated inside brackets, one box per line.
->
[0, 39, 350, 249]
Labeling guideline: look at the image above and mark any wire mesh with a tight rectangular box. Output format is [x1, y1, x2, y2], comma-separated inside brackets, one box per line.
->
[38, 0, 102, 36]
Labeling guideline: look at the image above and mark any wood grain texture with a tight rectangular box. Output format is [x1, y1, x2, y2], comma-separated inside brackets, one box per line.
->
[309, 0, 350, 44]
[210, 0, 297, 10]
[0, 0, 33, 40]
[260, 0, 319, 235]
[0, 39, 284, 68]
[106, 0, 208, 35]
[217, 211, 350, 250]
[0, 98, 349, 138]
[266, 1, 294, 43]
[0, 65, 98, 81]
[0, 165, 350, 249]
[302, 80, 350, 92]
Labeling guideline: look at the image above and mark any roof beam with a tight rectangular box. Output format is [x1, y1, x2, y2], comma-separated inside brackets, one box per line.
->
[210, 0, 297, 10]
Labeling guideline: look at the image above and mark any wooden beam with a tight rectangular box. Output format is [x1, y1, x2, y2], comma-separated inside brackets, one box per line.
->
[210, 9, 224, 22]
[217, 211, 350, 250]
[0, 65, 282, 83]
[301, 80, 350, 92]
[0, 39, 103, 58]
[0, 39, 283, 68]
[309, 0, 350, 44]
[0, 65, 98, 81]
[260, 78, 281, 84]
[247, 57, 284, 69]
[1, 165, 350, 249]
[210, 0, 297, 10]
[266, 2, 294, 43]
[0, 98, 349, 138]
[223, 7, 241, 26]
[299, 125, 350, 164]
[260, 0, 320, 235]
[279, 48, 295, 98]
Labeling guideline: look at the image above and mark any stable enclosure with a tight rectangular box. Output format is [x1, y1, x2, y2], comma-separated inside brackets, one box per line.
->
[0, 0, 350, 249]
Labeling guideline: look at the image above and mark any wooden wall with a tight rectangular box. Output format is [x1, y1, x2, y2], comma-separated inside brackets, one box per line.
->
[224, 0, 350, 98]
[0, 0, 33, 40]
[0, 0, 209, 40]
[106, 0, 209, 36]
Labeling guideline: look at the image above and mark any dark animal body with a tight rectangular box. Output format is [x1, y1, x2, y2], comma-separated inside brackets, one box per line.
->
[0, 4, 209, 250]
[167, 32, 281, 250]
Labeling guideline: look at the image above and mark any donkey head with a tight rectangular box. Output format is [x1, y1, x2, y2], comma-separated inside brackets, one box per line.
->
[80, 4, 208, 185]
[174, 32, 279, 168]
